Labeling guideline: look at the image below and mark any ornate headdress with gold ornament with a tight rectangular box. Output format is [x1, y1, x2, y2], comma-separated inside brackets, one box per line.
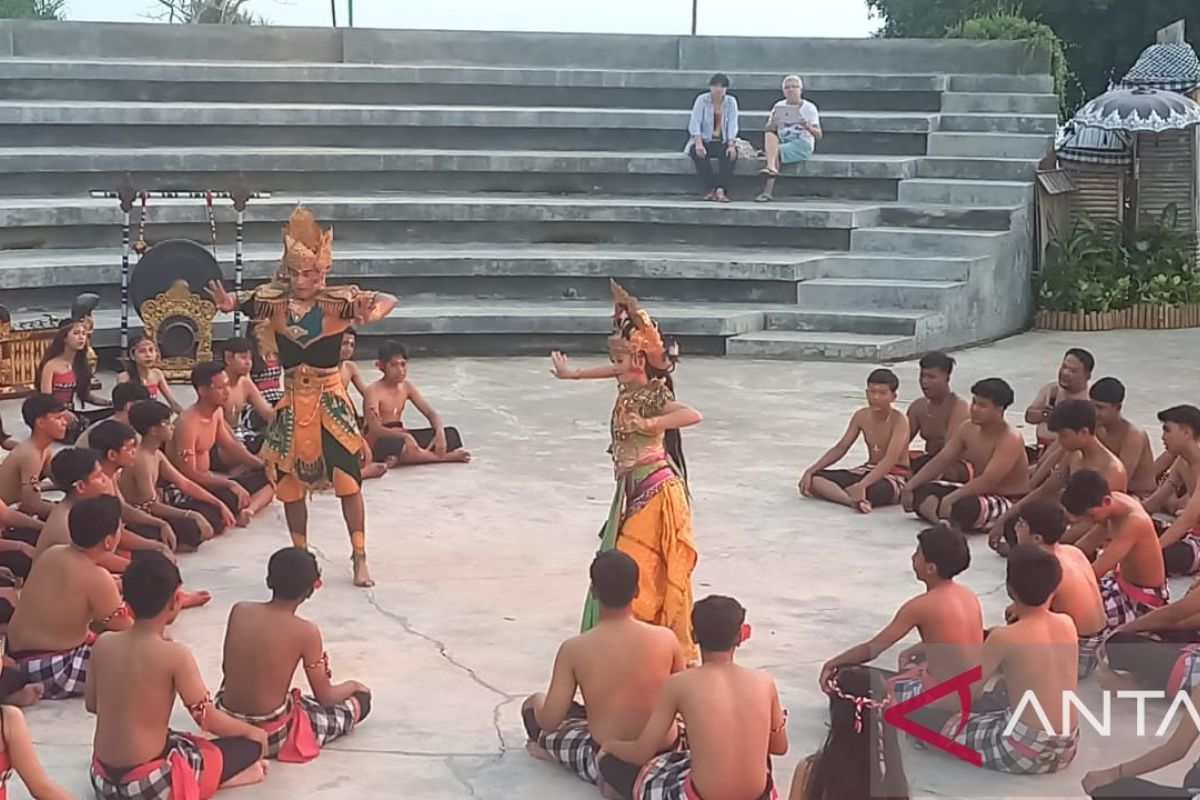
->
[608, 279, 676, 371]
[280, 205, 334, 276]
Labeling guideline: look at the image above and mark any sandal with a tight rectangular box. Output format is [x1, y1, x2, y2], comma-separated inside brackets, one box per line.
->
[755, 193, 773, 203]
[758, 167, 779, 177]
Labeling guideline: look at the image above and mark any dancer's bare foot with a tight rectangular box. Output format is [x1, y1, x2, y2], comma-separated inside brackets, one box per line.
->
[446, 449, 472, 463]
[7, 683, 43, 707]
[181, 590, 213, 609]
[223, 759, 269, 789]
[352, 557, 375, 588]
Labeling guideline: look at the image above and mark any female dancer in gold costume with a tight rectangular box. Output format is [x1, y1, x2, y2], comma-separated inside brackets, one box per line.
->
[551, 281, 702, 660]
[208, 207, 397, 587]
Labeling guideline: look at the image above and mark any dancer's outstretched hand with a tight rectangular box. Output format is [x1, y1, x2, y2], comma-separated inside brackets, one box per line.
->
[550, 350, 574, 379]
[206, 280, 236, 313]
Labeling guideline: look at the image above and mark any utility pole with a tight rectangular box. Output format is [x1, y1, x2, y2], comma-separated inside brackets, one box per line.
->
[691, 0, 698, 35]
[348, 0, 354, 27]
[330, 0, 337, 27]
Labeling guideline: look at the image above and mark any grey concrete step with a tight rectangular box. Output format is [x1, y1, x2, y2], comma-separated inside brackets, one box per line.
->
[852, 226, 1010, 258]
[898, 178, 1033, 207]
[937, 112, 1057, 135]
[0, 102, 933, 154]
[946, 74, 1055, 93]
[927, 131, 1054, 159]
[726, 330, 920, 361]
[0, 60, 949, 112]
[795, 278, 967, 311]
[805, 254, 984, 282]
[0, 244, 835, 308]
[0, 147, 917, 200]
[916, 156, 1039, 182]
[0, 24, 1049, 74]
[0, 194, 1019, 252]
[877, 203, 1018, 231]
[940, 92, 1059, 114]
[762, 307, 932, 336]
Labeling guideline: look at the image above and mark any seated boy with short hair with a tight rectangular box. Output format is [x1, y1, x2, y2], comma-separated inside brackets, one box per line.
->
[602, 595, 788, 800]
[216, 547, 371, 761]
[799, 368, 910, 513]
[87, 552, 268, 800]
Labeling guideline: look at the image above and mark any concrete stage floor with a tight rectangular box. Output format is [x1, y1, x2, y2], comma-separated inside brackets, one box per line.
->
[6, 328, 1200, 799]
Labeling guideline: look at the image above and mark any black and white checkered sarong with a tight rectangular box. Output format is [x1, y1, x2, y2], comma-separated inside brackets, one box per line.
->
[943, 709, 1078, 774]
[539, 717, 601, 784]
[634, 751, 776, 800]
[14, 638, 93, 699]
[90, 732, 207, 800]
[1100, 573, 1169, 630]
[1078, 630, 1106, 679]
[215, 689, 358, 760]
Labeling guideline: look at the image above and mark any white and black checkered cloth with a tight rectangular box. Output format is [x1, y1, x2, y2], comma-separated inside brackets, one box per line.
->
[633, 751, 776, 800]
[1100, 573, 1169, 630]
[15, 639, 93, 699]
[1120, 43, 1200, 93]
[1078, 630, 1106, 679]
[538, 717, 601, 784]
[215, 690, 357, 759]
[90, 732, 205, 800]
[942, 709, 1078, 775]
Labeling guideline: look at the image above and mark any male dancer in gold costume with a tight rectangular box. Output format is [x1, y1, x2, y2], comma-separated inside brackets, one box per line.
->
[209, 207, 397, 587]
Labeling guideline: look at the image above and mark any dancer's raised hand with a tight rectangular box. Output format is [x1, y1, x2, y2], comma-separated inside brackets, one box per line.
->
[206, 280, 236, 313]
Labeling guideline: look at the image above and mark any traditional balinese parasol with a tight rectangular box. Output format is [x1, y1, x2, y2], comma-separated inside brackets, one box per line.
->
[1072, 86, 1200, 133]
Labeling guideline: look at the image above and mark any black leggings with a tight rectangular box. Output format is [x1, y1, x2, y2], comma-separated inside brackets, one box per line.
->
[1104, 631, 1200, 690]
[0, 549, 32, 580]
[911, 482, 998, 532]
[815, 469, 902, 507]
[690, 139, 736, 191]
[373, 425, 464, 462]
[127, 517, 206, 551]
[1090, 776, 1197, 797]
[214, 736, 264, 782]
[213, 470, 271, 515]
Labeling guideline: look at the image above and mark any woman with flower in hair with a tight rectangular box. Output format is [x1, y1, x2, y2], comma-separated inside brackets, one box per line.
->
[550, 280, 702, 661]
[792, 666, 909, 800]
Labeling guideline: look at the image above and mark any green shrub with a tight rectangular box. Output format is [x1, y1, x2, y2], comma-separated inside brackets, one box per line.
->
[1038, 206, 1200, 312]
[947, 10, 1076, 119]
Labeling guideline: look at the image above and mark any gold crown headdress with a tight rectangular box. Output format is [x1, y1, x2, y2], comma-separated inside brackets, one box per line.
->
[280, 205, 334, 275]
[608, 279, 675, 371]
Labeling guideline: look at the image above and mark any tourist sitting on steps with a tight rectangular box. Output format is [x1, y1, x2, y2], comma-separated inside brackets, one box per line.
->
[757, 74, 822, 202]
[685, 72, 739, 203]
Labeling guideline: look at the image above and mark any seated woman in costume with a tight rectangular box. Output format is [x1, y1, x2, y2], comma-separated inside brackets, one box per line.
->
[118, 336, 183, 414]
[37, 319, 111, 440]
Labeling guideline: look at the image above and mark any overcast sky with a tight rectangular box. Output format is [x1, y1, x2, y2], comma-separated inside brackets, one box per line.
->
[63, 0, 877, 37]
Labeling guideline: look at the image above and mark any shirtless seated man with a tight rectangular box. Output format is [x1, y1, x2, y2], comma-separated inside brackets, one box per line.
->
[86, 553, 268, 800]
[0, 394, 69, 541]
[799, 368, 910, 513]
[901, 378, 1029, 533]
[221, 337, 275, 457]
[989, 399, 1126, 554]
[913, 545, 1080, 774]
[338, 329, 386, 480]
[1091, 378, 1157, 498]
[819, 523, 982, 702]
[1013, 500, 1107, 678]
[907, 351, 970, 480]
[1063, 469, 1168, 630]
[123, 400, 236, 546]
[522, 550, 683, 794]
[77, 382, 150, 450]
[601, 595, 788, 800]
[6, 495, 132, 699]
[90, 420, 184, 555]
[1143, 405, 1200, 576]
[1025, 347, 1094, 466]
[217, 547, 371, 761]
[170, 362, 274, 528]
[364, 340, 470, 466]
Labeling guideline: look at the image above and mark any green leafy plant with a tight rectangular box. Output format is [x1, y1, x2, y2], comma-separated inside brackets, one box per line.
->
[1038, 206, 1200, 312]
[947, 9, 1077, 118]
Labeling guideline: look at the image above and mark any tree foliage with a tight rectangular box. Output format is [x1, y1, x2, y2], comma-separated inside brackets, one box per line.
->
[149, 0, 264, 24]
[867, 0, 1200, 105]
[0, 0, 66, 19]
